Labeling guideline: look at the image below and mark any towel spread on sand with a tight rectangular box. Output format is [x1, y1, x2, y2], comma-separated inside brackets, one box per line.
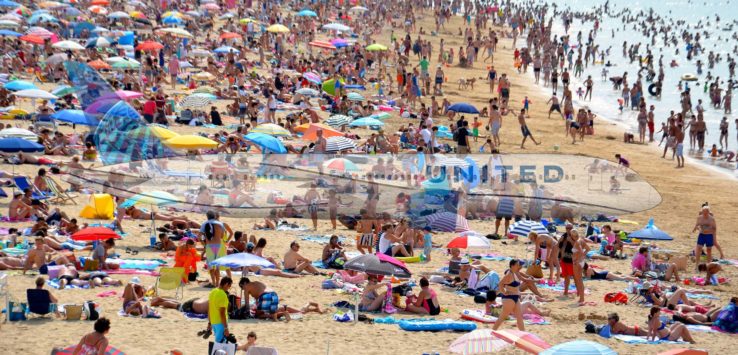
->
[612, 334, 687, 344]
[537, 282, 591, 295]
[106, 258, 167, 270]
[47, 279, 87, 289]
[299, 235, 348, 244]
[105, 269, 160, 276]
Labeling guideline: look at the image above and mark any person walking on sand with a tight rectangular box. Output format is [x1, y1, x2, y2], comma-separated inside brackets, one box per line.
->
[206, 277, 232, 343]
[547, 94, 564, 119]
[584, 75, 594, 100]
[693, 205, 717, 266]
[675, 124, 685, 168]
[488, 102, 502, 147]
[518, 109, 540, 148]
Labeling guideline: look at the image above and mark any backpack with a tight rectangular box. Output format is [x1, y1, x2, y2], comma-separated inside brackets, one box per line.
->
[84, 301, 99, 321]
[604, 292, 628, 305]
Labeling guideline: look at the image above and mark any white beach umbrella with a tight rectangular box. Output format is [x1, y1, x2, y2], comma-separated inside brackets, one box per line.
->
[52, 40, 85, 50]
[13, 89, 57, 100]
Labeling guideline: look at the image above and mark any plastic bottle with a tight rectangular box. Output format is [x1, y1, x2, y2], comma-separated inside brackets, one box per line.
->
[149, 234, 157, 247]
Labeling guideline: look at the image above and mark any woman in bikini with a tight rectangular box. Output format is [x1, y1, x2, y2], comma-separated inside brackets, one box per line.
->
[492, 259, 525, 331]
[529, 232, 558, 282]
[647, 306, 696, 343]
[70, 318, 111, 355]
[571, 230, 591, 305]
[582, 263, 640, 282]
[405, 277, 441, 315]
[358, 275, 387, 312]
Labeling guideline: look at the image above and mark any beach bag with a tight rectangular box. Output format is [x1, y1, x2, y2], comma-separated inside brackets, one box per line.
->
[84, 301, 99, 321]
[525, 262, 544, 279]
[604, 292, 628, 305]
[333, 310, 354, 322]
[8, 301, 27, 321]
[714, 303, 738, 333]
[209, 341, 236, 355]
[64, 304, 83, 321]
[188, 272, 199, 282]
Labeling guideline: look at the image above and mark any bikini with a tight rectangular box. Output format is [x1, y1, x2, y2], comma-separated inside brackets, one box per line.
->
[498, 273, 521, 304]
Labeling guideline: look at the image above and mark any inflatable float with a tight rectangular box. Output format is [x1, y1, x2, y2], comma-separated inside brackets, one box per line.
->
[648, 83, 661, 96]
[681, 73, 698, 82]
[395, 255, 424, 263]
[399, 319, 477, 332]
[460, 309, 497, 323]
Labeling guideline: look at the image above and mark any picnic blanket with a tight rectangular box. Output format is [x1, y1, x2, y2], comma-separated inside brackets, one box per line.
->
[612, 334, 687, 344]
[106, 258, 167, 270]
[469, 253, 514, 262]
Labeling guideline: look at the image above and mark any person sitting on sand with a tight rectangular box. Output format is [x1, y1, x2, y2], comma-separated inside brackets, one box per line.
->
[606, 312, 648, 336]
[122, 278, 157, 317]
[582, 263, 640, 282]
[236, 332, 258, 352]
[157, 233, 177, 251]
[253, 238, 279, 266]
[359, 275, 387, 312]
[321, 235, 347, 269]
[642, 282, 712, 308]
[283, 241, 321, 275]
[697, 262, 723, 285]
[252, 209, 279, 230]
[647, 306, 696, 343]
[238, 277, 281, 320]
[151, 296, 209, 315]
[631, 246, 680, 281]
[174, 239, 199, 282]
[23, 237, 71, 274]
[70, 318, 111, 355]
[405, 277, 441, 315]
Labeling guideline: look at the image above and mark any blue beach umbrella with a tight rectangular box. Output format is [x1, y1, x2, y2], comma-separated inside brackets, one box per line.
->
[349, 116, 384, 127]
[0, 29, 21, 37]
[119, 191, 182, 208]
[52, 110, 100, 126]
[628, 218, 673, 241]
[540, 340, 616, 355]
[243, 132, 287, 153]
[0, 0, 19, 7]
[297, 9, 317, 17]
[447, 102, 480, 114]
[210, 252, 274, 268]
[162, 16, 183, 25]
[29, 13, 58, 25]
[3, 80, 37, 91]
[213, 46, 240, 54]
[0, 137, 44, 153]
[50, 85, 76, 97]
[509, 220, 549, 238]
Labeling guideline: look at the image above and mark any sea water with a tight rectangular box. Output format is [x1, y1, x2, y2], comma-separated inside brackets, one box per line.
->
[523, 0, 738, 174]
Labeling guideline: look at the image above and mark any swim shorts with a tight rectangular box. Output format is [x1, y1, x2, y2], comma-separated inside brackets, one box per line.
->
[358, 233, 374, 246]
[257, 291, 280, 314]
[521, 125, 531, 137]
[676, 143, 684, 156]
[560, 261, 574, 277]
[179, 298, 196, 313]
[495, 198, 514, 220]
[205, 243, 226, 270]
[212, 323, 226, 343]
[697, 233, 714, 247]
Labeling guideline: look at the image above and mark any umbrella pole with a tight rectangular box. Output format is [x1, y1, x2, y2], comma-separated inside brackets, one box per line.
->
[149, 204, 156, 247]
[354, 291, 359, 324]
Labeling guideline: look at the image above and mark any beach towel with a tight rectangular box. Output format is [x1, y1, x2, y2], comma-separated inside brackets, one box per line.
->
[117, 309, 161, 318]
[1, 247, 28, 257]
[299, 235, 348, 245]
[105, 269, 160, 276]
[275, 224, 309, 231]
[612, 334, 686, 344]
[375, 316, 435, 324]
[106, 258, 167, 271]
[537, 282, 591, 294]
[47, 279, 88, 289]
[183, 312, 208, 320]
[97, 291, 118, 298]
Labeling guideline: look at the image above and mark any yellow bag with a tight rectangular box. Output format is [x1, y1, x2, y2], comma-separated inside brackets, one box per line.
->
[83, 259, 99, 271]
[526, 263, 544, 279]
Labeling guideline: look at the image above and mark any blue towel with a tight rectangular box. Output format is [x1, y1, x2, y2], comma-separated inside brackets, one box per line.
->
[47, 279, 87, 289]
[612, 334, 686, 344]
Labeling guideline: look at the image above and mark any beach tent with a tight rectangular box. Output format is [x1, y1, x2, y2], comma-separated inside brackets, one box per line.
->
[79, 194, 115, 219]
[321, 78, 344, 96]
[628, 218, 673, 241]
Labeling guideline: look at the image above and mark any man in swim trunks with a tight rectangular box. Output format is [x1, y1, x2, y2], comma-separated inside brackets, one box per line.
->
[239, 277, 281, 320]
[201, 210, 227, 287]
[487, 102, 502, 147]
[283, 241, 320, 275]
[355, 209, 379, 254]
[151, 296, 209, 315]
[547, 94, 564, 119]
[304, 183, 321, 231]
[692, 205, 716, 267]
[675, 124, 685, 168]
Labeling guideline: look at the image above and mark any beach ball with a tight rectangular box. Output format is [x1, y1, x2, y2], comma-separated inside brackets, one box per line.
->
[401, 111, 410, 118]
[553, 144, 560, 151]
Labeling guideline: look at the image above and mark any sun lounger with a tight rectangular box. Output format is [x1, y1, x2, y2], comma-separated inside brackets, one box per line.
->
[144, 160, 205, 183]
[12, 176, 50, 200]
[44, 177, 77, 205]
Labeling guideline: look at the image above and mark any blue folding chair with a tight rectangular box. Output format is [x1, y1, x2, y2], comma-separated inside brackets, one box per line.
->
[12, 176, 50, 200]
[26, 289, 56, 318]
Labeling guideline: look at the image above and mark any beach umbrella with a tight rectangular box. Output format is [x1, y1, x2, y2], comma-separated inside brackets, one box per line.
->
[239, 18, 259, 24]
[0, 0, 19, 7]
[0, 137, 44, 152]
[105, 56, 139, 64]
[129, 11, 146, 19]
[368, 112, 391, 120]
[156, 27, 193, 38]
[349, 6, 368, 12]
[347, 92, 364, 101]
[135, 40, 163, 51]
[54, 345, 125, 355]
[164, 135, 219, 149]
[51, 110, 99, 126]
[127, 125, 179, 140]
[302, 71, 322, 85]
[51, 40, 84, 51]
[0, 127, 37, 140]
[324, 158, 360, 172]
[45, 53, 69, 66]
[491, 330, 551, 354]
[446, 235, 490, 249]
[37, 2, 65, 9]
[321, 78, 345, 95]
[84, 99, 120, 114]
[50, 85, 75, 97]
[349, 116, 384, 127]
[88, 59, 111, 70]
[193, 86, 217, 94]
[219, 31, 241, 40]
[13, 89, 57, 100]
[0, 20, 20, 28]
[213, 45, 240, 54]
[3, 80, 36, 91]
[302, 124, 344, 140]
[344, 253, 411, 278]
[295, 88, 319, 97]
[192, 72, 216, 81]
[185, 10, 202, 17]
[251, 123, 291, 137]
[266, 24, 290, 33]
[161, 16, 183, 25]
[365, 43, 388, 51]
[71, 227, 120, 241]
[218, 12, 235, 20]
[657, 350, 708, 355]
[107, 11, 130, 19]
[28, 13, 57, 24]
[19, 34, 46, 45]
[540, 340, 615, 355]
[448, 102, 480, 114]
[628, 218, 673, 241]
[331, 38, 349, 48]
[209, 252, 274, 269]
[323, 23, 351, 32]
[297, 9, 317, 17]
[449, 330, 509, 354]
[309, 40, 336, 50]
[88, 5, 108, 15]
[0, 29, 21, 36]
[189, 48, 211, 57]
[243, 132, 287, 153]
[114, 90, 144, 100]
[508, 220, 548, 239]
[325, 136, 356, 152]
[200, 3, 220, 10]
[161, 11, 181, 18]
[89, 0, 109, 5]
[119, 191, 182, 208]
[425, 211, 470, 232]
[112, 60, 140, 70]
[86, 37, 111, 48]
[179, 94, 214, 109]
[324, 115, 351, 128]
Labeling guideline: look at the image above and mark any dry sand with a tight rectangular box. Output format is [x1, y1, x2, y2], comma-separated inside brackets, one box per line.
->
[1, 11, 738, 355]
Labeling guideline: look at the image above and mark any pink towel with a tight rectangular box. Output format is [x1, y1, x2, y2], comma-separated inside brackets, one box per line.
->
[97, 290, 118, 298]
[105, 269, 160, 276]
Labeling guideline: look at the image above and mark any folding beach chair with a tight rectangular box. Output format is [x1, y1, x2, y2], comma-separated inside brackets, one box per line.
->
[44, 177, 77, 205]
[26, 289, 56, 318]
[154, 267, 185, 299]
[12, 176, 50, 200]
[0, 186, 7, 198]
[246, 346, 279, 355]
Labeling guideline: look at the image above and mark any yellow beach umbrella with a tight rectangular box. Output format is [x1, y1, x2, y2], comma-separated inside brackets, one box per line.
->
[239, 18, 258, 24]
[164, 135, 219, 149]
[128, 125, 179, 140]
[251, 123, 291, 137]
[266, 24, 290, 33]
[366, 43, 388, 51]
[156, 27, 193, 38]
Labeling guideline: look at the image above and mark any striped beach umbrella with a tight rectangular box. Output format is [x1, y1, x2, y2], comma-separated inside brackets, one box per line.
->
[348, 116, 383, 127]
[179, 94, 214, 109]
[347, 92, 364, 101]
[309, 40, 336, 50]
[449, 330, 509, 354]
[209, 252, 274, 269]
[325, 136, 356, 152]
[55, 345, 125, 355]
[540, 340, 615, 355]
[508, 220, 548, 238]
[302, 71, 321, 85]
[446, 235, 490, 249]
[324, 115, 351, 128]
[251, 123, 291, 137]
[491, 330, 551, 354]
[425, 211, 469, 232]
[295, 87, 319, 97]
[324, 158, 360, 172]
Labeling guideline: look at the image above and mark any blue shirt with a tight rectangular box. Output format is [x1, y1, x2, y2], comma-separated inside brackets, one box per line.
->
[423, 233, 432, 248]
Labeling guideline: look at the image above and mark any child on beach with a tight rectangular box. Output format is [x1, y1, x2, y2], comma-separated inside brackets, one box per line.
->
[422, 226, 433, 262]
[576, 87, 584, 100]
[472, 117, 481, 141]
[522, 96, 531, 116]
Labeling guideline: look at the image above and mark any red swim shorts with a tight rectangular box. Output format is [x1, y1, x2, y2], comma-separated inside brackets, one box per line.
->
[560, 261, 574, 277]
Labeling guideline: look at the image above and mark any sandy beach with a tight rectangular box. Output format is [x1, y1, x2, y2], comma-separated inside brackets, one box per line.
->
[1, 5, 738, 355]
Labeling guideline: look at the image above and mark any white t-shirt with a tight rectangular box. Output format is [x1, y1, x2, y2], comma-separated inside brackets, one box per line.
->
[378, 233, 391, 254]
[420, 128, 432, 145]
